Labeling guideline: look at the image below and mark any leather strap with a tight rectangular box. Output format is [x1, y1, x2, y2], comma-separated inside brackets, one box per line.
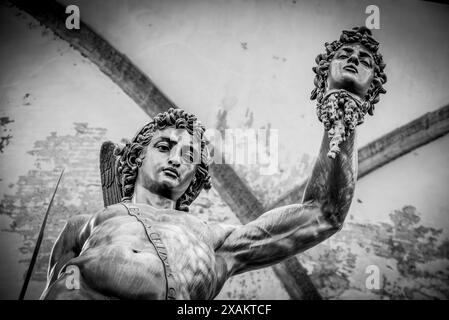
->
[121, 202, 177, 300]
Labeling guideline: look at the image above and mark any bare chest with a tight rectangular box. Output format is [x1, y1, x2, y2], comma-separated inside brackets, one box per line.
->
[82, 206, 226, 299]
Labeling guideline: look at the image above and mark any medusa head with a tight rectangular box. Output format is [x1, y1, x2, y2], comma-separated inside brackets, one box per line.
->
[311, 26, 387, 116]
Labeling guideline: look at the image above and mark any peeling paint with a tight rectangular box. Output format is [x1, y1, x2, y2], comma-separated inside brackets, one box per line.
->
[300, 205, 449, 299]
[0, 123, 107, 283]
[0, 117, 14, 153]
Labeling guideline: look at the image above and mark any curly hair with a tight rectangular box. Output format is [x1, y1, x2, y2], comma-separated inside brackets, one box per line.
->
[311, 26, 387, 115]
[115, 108, 212, 212]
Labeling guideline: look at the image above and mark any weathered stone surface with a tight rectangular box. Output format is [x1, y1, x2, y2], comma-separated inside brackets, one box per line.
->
[0, 117, 14, 154]
[1, 123, 107, 283]
[299, 205, 449, 299]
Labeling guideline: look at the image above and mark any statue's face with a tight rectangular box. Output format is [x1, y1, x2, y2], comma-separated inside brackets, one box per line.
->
[327, 43, 375, 98]
[137, 127, 199, 201]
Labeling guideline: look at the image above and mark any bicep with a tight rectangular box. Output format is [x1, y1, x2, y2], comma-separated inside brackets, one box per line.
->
[216, 203, 335, 276]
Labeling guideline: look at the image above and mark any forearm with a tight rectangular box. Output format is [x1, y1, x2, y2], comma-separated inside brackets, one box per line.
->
[302, 129, 357, 228]
[220, 203, 337, 274]
[218, 131, 358, 275]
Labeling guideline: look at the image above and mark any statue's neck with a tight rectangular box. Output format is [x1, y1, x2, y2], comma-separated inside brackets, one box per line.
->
[131, 185, 175, 210]
[324, 89, 364, 105]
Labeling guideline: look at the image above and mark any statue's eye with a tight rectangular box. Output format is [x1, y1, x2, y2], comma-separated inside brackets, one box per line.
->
[181, 149, 194, 163]
[183, 152, 194, 163]
[156, 143, 170, 152]
[339, 53, 348, 59]
[181, 146, 198, 164]
[361, 60, 372, 68]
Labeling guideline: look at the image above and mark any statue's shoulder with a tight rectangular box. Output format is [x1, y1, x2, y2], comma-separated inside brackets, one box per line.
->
[90, 203, 128, 226]
[104, 202, 127, 211]
[103, 203, 129, 217]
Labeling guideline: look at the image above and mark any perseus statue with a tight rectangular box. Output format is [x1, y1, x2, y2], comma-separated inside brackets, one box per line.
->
[40, 26, 386, 300]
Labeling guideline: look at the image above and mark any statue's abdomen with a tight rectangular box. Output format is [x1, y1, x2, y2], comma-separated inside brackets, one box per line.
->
[73, 244, 167, 299]
[64, 216, 167, 299]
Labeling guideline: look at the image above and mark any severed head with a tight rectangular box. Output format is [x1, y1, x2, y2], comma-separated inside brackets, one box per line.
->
[310, 26, 387, 158]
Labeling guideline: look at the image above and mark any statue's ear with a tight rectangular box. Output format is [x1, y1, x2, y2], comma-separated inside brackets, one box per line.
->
[100, 141, 123, 207]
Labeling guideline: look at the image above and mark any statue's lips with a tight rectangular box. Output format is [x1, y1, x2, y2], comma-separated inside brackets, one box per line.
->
[343, 65, 358, 74]
[162, 168, 179, 179]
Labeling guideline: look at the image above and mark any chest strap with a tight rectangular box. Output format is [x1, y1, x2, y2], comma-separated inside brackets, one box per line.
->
[121, 202, 177, 300]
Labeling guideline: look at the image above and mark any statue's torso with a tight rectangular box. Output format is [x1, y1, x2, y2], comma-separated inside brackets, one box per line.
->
[49, 204, 230, 300]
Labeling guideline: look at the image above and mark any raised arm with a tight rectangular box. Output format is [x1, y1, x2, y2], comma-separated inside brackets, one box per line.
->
[216, 129, 357, 276]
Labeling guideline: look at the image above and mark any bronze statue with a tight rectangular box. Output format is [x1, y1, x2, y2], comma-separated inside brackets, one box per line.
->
[41, 26, 386, 300]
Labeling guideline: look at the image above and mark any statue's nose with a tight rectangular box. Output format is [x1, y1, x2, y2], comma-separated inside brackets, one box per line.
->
[347, 54, 359, 66]
[168, 154, 181, 168]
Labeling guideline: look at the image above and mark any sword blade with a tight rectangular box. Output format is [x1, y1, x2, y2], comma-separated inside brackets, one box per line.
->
[18, 168, 65, 300]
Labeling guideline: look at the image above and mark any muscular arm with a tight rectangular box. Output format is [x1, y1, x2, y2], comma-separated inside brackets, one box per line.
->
[44, 214, 91, 290]
[216, 130, 357, 276]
